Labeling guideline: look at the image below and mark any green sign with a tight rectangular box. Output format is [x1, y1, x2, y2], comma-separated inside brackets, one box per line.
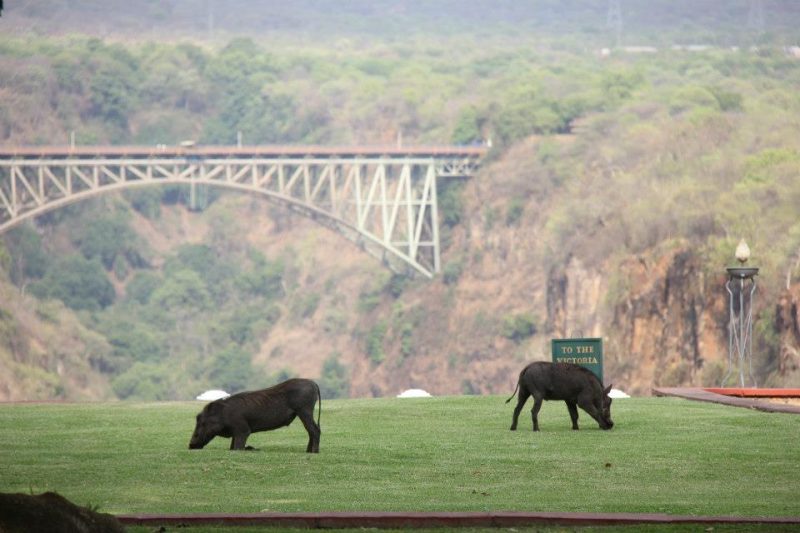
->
[551, 337, 604, 384]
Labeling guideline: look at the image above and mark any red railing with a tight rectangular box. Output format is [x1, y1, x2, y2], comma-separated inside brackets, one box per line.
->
[0, 144, 488, 159]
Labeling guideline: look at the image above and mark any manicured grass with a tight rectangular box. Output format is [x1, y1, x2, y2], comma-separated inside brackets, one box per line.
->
[0, 396, 798, 520]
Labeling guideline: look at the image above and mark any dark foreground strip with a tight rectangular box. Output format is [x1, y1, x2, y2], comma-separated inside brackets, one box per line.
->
[117, 511, 800, 528]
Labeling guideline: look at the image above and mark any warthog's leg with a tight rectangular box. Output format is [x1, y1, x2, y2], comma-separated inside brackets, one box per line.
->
[565, 401, 580, 430]
[297, 409, 320, 453]
[230, 430, 251, 450]
[531, 394, 544, 431]
[510, 385, 530, 430]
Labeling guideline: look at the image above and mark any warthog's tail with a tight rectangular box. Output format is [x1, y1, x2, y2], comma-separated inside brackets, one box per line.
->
[505, 382, 520, 404]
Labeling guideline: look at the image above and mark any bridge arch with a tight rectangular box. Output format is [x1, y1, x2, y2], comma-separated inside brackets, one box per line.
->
[0, 146, 483, 278]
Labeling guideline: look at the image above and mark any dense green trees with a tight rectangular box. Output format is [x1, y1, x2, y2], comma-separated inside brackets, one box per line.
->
[318, 353, 350, 399]
[29, 255, 115, 311]
[93, 244, 288, 398]
[500, 313, 538, 343]
[88, 50, 138, 130]
[3, 28, 796, 152]
[0, 34, 644, 147]
[3, 225, 47, 288]
[0, 196, 291, 399]
[75, 212, 146, 271]
[208, 345, 255, 393]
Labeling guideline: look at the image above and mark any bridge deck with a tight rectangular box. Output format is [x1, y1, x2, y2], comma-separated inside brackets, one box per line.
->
[0, 144, 488, 159]
[0, 144, 486, 277]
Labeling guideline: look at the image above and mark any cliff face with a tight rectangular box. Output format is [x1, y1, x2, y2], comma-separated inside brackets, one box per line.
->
[327, 132, 799, 397]
[605, 247, 725, 394]
[546, 256, 604, 340]
[323, 141, 743, 397]
[773, 286, 800, 385]
[363, 236, 732, 398]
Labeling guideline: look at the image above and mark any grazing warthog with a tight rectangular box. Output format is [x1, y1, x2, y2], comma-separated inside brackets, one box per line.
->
[506, 362, 614, 431]
[189, 378, 321, 452]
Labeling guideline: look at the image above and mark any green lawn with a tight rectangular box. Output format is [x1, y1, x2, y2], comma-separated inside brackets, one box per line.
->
[0, 396, 798, 521]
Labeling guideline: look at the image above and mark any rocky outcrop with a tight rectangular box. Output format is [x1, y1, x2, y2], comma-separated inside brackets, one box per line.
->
[774, 286, 800, 381]
[605, 246, 726, 394]
[543, 243, 730, 395]
[546, 256, 604, 339]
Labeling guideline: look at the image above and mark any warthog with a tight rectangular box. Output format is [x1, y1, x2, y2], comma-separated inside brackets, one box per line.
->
[506, 362, 614, 431]
[189, 378, 321, 452]
[0, 491, 126, 533]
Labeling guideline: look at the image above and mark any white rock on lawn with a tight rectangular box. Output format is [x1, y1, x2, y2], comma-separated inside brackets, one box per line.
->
[397, 389, 432, 398]
[196, 389, 231, 401]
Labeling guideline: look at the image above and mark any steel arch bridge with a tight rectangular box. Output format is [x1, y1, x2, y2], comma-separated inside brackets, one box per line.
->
[0, 145, 485, 278]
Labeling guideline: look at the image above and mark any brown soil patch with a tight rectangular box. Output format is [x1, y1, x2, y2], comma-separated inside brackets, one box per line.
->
[760, 397, 800, 407]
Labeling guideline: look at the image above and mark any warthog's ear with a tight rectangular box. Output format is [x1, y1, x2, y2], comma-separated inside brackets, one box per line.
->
[604, 385, 613, 395]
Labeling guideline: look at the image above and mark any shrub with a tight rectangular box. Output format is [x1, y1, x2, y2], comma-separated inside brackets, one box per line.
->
[438, 180, 465, 228]
[385, 273, 410, 298]
[506, 197, 525, 226]
[358, 277, 387, 313]
[30, 255, 115, 311]
[237, 255, 284, 299]
[291, 292, 321, 320]
[708, 86, 743, 112]
[3, 224, 47, 286]
[149, 269, 211, 313]
[500, 312, 538, 342]
[208, 345, 255, 393]
[125, 188, 162, 219]
[461, 379, 480, 395]
[98, 318, 166, 363]
[451, 106, 483, 145]
[111, 362, 172, 400]
[442, 259, 464, 285]
[318, 353, 350, 399]
[74, 212, 146, 270]
[399, 322, 415, 358]
[125, 271, 161, 305]
[366, 322, 387, 364]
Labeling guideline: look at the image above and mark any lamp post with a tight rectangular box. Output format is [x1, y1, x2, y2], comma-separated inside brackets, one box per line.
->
[724, 239, 758, 387]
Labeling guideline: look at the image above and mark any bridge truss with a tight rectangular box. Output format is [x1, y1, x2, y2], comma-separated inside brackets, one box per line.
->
[0, 148, 482, 278]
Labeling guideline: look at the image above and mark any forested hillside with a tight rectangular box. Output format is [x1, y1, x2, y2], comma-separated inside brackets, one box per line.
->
[6, 1, 800, 46]
[1, 1, 799, 400]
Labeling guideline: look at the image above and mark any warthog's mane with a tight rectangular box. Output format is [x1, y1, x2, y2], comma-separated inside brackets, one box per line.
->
[553, 362, 607, 388]
[218, 389, 283, 409]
